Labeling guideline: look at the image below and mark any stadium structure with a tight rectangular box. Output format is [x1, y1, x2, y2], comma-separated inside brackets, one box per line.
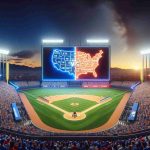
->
[0, 40, 150, 149]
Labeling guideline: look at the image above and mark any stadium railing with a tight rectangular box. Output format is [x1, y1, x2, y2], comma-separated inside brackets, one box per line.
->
[0, 127, 150, 141]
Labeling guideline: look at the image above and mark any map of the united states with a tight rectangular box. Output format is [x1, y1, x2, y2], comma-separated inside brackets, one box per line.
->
[52, 49, 103, 78]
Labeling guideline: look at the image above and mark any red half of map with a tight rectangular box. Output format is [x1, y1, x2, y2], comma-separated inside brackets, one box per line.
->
[76, 50, 103, 79]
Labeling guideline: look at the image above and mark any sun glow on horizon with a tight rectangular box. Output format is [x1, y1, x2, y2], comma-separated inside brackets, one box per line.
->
[133, 65, 140, 71]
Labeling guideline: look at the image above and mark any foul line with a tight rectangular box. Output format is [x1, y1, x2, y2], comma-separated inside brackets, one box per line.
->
[22, 91, 69, 114]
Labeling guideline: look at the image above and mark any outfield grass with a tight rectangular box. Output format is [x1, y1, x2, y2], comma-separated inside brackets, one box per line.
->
[22, 88, 128, 131]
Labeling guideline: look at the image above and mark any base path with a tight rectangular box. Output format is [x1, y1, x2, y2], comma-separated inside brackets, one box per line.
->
[44, 94, 103, 103]
[38, 98, 68, 114]
[83, 98, 112, 114]
[19, 92, 130, 133]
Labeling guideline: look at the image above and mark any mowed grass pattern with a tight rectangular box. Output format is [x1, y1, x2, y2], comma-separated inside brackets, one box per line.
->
[22, 88, 128, 131]
[52, 98, 97, 112]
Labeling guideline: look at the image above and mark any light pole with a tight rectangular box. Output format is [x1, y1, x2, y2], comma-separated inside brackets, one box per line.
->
[0, 49, 9, 81]
[140, 50, 150, 82]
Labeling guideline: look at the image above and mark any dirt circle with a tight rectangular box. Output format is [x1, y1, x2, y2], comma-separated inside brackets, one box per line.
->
[70, 102, 79, 106]
[63, 112, 86, 121]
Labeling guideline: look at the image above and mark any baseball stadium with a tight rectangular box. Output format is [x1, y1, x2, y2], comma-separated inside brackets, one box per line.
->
[18, 46, 128, 133]
[0, 0, 150, 149]
[0, 44, 149, 136]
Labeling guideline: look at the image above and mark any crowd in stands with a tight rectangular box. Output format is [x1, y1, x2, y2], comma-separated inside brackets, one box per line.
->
[0, 133, 150, 149]
[102, 82, 150, 135]
[0, 81, 51, 136]
[110, 81, 139, 88]
[12, 81, 41, 88]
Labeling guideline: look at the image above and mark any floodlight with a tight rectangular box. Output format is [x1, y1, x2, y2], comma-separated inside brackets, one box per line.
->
[86, 39, 109, 44]
[140, 50, 150, 55]
[42, 39, 64, 44]
[0, 49, 9, 55]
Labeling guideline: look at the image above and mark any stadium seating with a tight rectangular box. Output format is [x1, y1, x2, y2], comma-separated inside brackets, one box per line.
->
[0, 81, 50, 136]
[11, 81, 41, 89]
[111, 81, 139, 89]
[0, 132, 150, 149]
[104, 82, 150, 135]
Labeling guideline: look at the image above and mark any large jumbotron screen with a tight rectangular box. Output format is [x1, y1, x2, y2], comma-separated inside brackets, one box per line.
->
[42, 47, 110, 81]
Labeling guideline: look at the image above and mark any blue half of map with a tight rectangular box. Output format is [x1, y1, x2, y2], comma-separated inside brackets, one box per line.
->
[51, 49, 75, 76]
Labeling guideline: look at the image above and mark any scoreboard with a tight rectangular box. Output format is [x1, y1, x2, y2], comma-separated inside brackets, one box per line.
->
[42, 47, 110, 81]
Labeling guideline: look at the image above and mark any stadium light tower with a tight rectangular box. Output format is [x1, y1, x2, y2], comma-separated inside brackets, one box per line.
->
[86, 39, 109, 44]
[0, 49, 9, 81]
[140, 50, 150, 55]
[140, 50, 150, 82]
[42, 39, 64, 44]
[0, 49, 9, 55]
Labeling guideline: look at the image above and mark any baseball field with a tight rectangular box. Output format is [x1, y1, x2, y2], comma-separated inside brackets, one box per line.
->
[20, 88, 130, 132]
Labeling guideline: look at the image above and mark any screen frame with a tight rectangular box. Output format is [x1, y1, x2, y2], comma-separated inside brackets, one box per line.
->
[42, 46, 111, 81]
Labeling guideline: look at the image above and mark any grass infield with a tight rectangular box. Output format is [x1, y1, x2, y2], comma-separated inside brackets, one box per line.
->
[22, 88, 128, 131]
[53, 98, 97, 112]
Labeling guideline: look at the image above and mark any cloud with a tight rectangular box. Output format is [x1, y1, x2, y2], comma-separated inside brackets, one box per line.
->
[82, 0, 137, 48]
[111, 1, 136, 47]
[9, 50, 41, 68]
[8, 57, 23, 61]
[11, 50, 39, 59]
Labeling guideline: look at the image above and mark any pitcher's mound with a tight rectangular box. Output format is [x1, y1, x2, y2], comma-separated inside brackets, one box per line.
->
[63, 112, 86, 121]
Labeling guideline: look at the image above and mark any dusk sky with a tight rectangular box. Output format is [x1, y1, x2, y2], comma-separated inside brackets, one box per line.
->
[0, 0, 150, 69]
